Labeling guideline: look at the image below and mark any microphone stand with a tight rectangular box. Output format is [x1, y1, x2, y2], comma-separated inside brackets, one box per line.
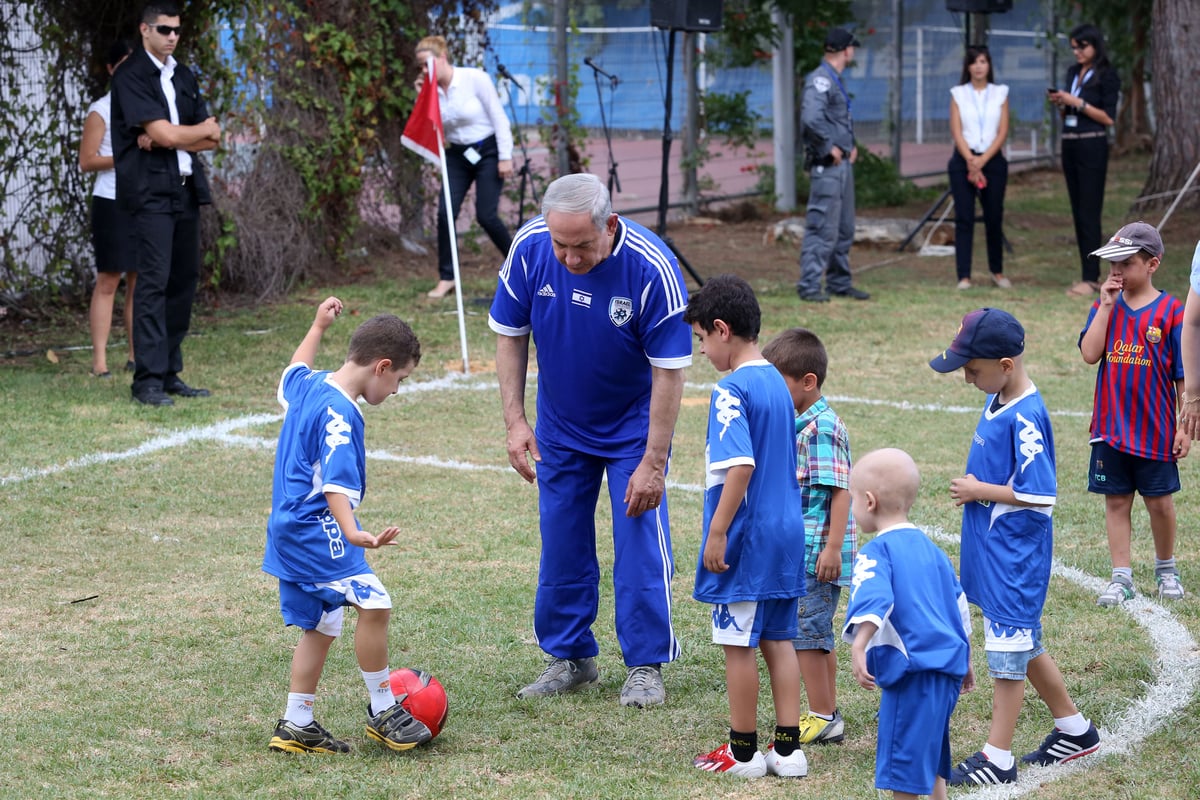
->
[499, 67, 539, 227]
[583, 57, 621, 197]
[654, 29, 704, 288]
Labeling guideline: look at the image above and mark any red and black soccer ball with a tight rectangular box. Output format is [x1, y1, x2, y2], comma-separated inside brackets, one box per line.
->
[389, 667, 448, 739]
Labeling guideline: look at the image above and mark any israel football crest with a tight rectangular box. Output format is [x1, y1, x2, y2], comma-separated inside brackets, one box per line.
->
[609, 296, 633, 327]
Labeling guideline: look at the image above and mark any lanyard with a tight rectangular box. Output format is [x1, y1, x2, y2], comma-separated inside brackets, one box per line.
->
[971, 85, 990, 150]
[1070, 68, 1093, 97]
[821, 62, 852, 119]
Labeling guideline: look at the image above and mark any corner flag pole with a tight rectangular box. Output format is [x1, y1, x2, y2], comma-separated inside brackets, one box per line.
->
[438, 135, 471, 375]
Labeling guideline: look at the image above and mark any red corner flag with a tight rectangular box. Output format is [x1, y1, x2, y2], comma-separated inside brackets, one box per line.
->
[401, 57, 443, 165]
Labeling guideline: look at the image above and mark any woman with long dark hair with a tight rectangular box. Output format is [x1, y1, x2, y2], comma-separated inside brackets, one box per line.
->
[1049, 24, 1120, 298]
[948, 45, 1010, 290]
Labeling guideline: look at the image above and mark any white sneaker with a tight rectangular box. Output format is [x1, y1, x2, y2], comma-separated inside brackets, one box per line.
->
[693, 743, 767, 778]
[765, 743, 809, 777]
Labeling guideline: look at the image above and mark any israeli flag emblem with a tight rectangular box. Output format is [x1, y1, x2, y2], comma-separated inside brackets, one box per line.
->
[608, 297, 633, 327]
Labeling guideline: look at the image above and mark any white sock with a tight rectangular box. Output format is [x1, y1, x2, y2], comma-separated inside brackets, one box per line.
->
[363, 668, 396, 716]
[285, 692, 315, 727]
[982, 743, 1014, 771]
[1054, 712, 1090, 737]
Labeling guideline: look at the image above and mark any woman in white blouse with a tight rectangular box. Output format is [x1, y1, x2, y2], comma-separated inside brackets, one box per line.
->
[79, 40, 136, 378]
[947, 45, 1010, 290]
[414, 35, 514, 299]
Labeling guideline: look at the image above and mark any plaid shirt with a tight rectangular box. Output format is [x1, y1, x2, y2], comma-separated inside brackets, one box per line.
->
[796, 396, 857, 586]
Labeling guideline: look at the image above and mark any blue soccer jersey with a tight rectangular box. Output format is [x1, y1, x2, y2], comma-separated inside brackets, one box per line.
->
[842, 524, 971, 688]
[959, 385, 1056, 629]
[693, 361, 806, 604]
[1081, 291, 1184, 460]
[488, 215, 692, 457]
[263, 363, 371, 584]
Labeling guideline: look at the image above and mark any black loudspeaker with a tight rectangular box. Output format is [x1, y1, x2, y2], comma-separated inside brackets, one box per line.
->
[945, 0, 1013, 11]
[651, 0, 724, 32]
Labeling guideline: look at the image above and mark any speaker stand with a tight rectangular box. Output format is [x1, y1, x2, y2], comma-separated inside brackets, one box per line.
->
[655, 28, 704, 288]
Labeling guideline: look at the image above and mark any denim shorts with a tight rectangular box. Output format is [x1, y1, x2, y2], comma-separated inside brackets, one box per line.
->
[984, 620, 1045, 681]
[793, 576, 841, 652]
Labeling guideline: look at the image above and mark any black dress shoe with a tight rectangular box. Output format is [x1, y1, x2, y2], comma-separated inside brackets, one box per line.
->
[831, 287, 870, 300]
[799, 291, 830, 303]
[133, 386, 174, 406]
[164, 380, 211, 398]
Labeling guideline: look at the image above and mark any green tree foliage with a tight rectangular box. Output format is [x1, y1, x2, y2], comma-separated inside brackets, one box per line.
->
[0, 0, 498, 310]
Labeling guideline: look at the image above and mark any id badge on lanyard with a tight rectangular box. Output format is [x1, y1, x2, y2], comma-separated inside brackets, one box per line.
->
[1066, 68, 1092, 129]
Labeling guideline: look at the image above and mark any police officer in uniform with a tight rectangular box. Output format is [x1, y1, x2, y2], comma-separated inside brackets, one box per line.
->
[797, 27, 869, 303]
[111, 2, 220, 406]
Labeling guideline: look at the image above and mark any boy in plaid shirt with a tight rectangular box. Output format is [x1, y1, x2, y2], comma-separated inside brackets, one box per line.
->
[763, 327, 858, 744]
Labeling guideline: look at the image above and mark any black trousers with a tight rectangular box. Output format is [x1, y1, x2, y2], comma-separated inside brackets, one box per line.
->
[130, 186, 200, 393]
[948, 151, 1008, 280]
[437, 135, 513, 280]
[1061, 136, 1109, 284]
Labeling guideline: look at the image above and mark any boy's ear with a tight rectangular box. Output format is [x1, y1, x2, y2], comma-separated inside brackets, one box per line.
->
[712, 318, 731, 340]
[802, 372, 820, 391]
[999, 357, 1015, 373]
[864, 490, 878, 513]
[373, 358, 393, 376]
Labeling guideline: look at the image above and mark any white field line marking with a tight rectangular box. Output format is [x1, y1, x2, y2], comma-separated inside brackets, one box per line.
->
[7, 376, 1193, 794]
[924, 526, 1200, 799]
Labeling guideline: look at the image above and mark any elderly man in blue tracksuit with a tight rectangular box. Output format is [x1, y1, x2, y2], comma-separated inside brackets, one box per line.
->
[797, 27, 870, 303]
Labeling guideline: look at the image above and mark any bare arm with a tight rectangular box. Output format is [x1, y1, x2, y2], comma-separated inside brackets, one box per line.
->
[1181, 289, 1200, 440]
[497, 333, 539, 482]
[1079, 278, 1119, 364]
[291, 297, 343, 367]
[325, 491, 399, 549]
[815, 486, 850, 583]
[143, 116, 220, 151]
[624, 365, 684, 517]
[78, 112, 111, 173]
[851, 621, 878, 690]
[702, 464, 752, 574]
[949, 476, 1051, 508]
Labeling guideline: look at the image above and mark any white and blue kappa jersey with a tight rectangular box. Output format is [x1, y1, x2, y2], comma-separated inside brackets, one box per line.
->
[488, 215, 692, 457]
[842, 524, 971, 689]
[960, 384, 1056, 629]
[693, 362, 806, 604]
[263, 363, 371, 584]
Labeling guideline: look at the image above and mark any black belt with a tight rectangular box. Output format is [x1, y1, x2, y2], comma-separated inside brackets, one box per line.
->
[1061, 131, 1107, 140]
[447, 135, 495, 151]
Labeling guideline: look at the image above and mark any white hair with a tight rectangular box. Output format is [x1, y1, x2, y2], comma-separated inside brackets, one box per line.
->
[541, 173, 612, 231]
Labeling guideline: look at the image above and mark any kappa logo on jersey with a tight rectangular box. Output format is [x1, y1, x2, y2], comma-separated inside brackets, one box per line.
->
[813, 75, 831, 93]
[712, 604, 743, 632]
[1146, 325, 1163, 344]
[713, 386, 742, 441]
[537, 283, 556, 298]
[1015, 411, 1045, 471]
[324, 406, 351, 463]
[849, 552, 878, 600]
[571, 289, 592, 308]
[319, 511, 346, 560]
[608, 296, 633, 327]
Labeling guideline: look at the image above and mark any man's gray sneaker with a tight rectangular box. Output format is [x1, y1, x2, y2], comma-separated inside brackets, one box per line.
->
[516, 657, 600, 698]
[619, 665, 665, 708]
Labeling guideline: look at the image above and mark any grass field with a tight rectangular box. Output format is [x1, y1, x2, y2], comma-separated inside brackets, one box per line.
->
[3, 156, 1200, 799]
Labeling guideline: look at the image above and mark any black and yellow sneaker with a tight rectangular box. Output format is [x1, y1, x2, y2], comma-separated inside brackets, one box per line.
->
[365, 703, 432, 751]
[268, 718, 350, 754]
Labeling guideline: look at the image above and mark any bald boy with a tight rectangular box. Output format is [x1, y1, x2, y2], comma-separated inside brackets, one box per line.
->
[843, 448, 972, 800]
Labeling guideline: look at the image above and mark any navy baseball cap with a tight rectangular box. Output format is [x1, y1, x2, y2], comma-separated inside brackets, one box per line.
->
[824, 27, 861, 52]
[1090, 221, 1164, 261]
[929, 308, 1025, 373]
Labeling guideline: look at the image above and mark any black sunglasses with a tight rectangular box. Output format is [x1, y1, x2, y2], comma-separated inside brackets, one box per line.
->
[154, 24, 182, 36]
